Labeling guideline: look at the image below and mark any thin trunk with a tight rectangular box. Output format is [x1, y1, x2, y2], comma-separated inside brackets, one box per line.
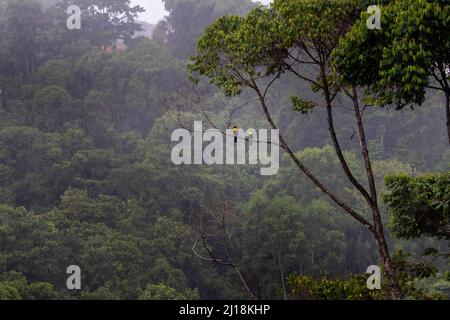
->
[321, 69, 374, 206]
[252, 77, 402, 299]
[351, 87, 377, 201]
[372, 208, 402, 300]
[278, 245, 288, 300]
[219, 205, 257, 300]
[233, 265, 258, 300]
[446, 92, 450, 146]
[351, 87, 402, 300]
[437, 64, 450, 146]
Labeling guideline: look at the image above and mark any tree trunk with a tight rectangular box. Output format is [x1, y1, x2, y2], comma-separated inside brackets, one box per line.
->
[233, 265, 258, 300]
[445, 92, 450, 146]
[348, 87, 403, 300]
[278, 246, 288, 300]
[371, 207, 403, 300]
[252, 82, 374, 230]
[437, 64, 450, 146]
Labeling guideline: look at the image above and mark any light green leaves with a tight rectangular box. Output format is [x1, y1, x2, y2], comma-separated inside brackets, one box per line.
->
[291, 96, 317, 114]
[334, 0, 450, 109]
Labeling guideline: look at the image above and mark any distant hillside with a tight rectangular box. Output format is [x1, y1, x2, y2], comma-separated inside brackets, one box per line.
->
[135, 21, 155, 38]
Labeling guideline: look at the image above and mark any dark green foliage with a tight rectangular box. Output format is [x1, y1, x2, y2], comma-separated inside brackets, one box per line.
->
[0, 0, 448, 300]
[288, 273, 383, 300]
[334, 0, 450, 108]
[156, 0, 256, 58]
[384, 173, 450, 240]
[288, 250, 446, 300]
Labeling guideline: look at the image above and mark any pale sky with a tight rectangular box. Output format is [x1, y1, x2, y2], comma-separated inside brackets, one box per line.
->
[131, 0, 272, 24]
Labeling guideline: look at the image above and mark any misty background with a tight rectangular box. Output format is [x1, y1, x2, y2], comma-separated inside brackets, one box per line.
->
[0, 0, 448, 300]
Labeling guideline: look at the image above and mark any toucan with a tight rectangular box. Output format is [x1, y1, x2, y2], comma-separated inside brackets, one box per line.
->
[233, 126, 238, 144]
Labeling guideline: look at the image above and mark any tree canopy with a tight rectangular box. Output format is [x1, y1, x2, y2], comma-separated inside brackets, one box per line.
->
[0, 0, 448, 300]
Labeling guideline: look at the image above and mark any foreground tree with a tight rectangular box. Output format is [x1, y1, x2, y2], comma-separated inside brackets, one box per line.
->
[189, 0, 404, 299]
[334, 0, 450, 145]
[383, 173, 450, 242]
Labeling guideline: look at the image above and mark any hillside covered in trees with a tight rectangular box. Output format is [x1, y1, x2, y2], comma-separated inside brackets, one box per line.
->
[0, 0, 448, 300]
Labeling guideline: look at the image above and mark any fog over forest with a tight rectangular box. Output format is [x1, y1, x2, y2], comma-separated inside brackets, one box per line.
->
[0, 0, 448, 301]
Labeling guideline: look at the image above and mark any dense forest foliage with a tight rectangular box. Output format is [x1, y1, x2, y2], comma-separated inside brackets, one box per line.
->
[0, 0, 448, 300]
